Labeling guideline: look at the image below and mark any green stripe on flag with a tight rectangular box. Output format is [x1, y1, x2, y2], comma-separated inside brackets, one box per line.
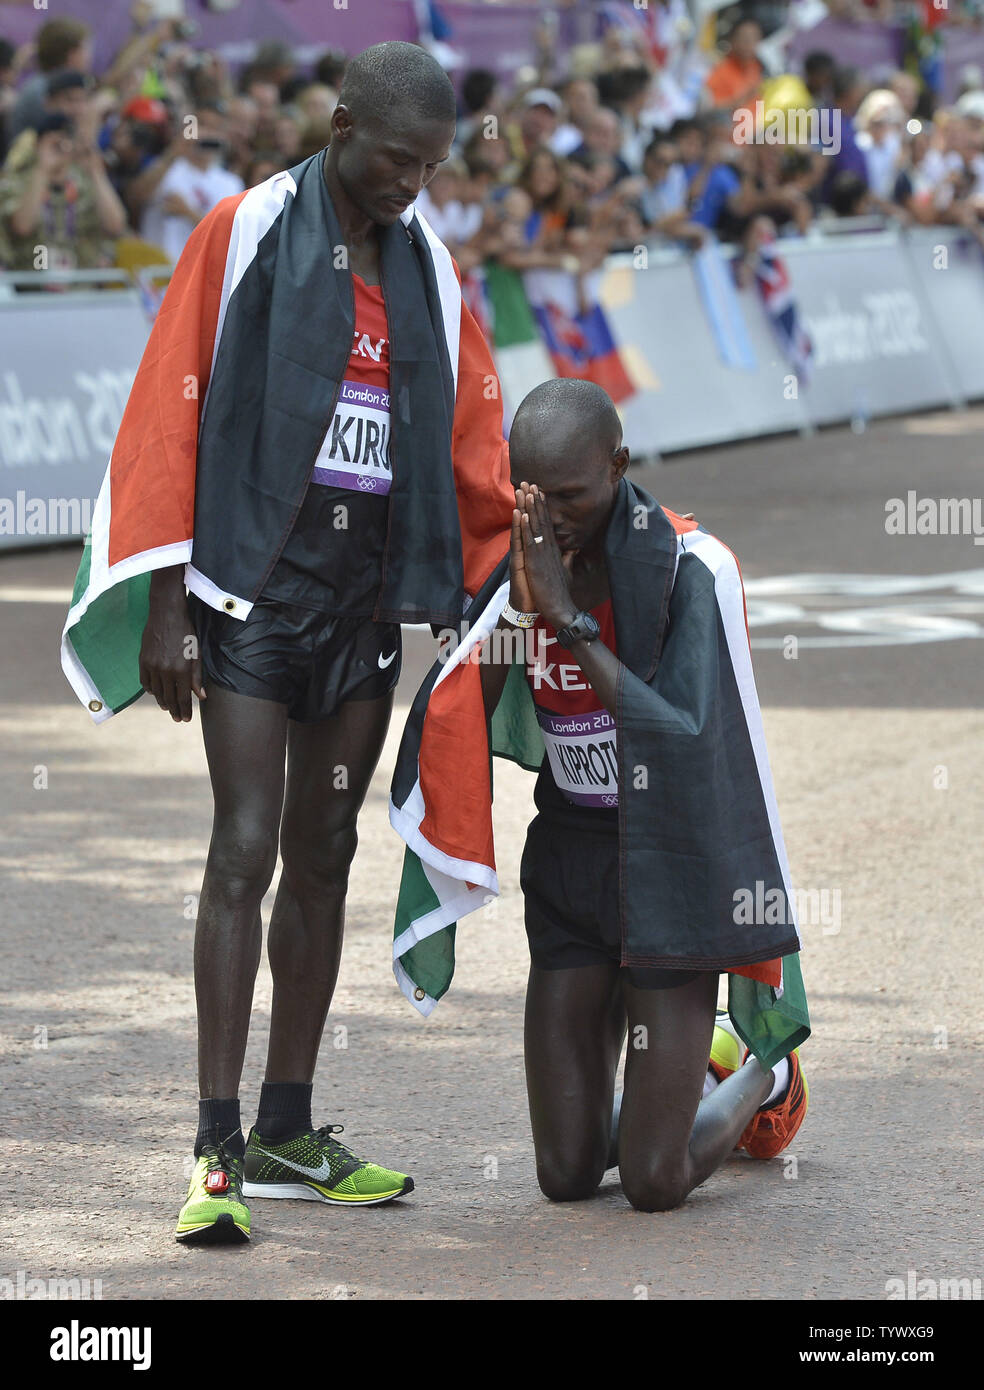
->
[730, 950, 810, 1071]
[483, 261, 540, 349]
[67, 571, 151, 715]
[482, 261, 554, 428]
[71, 536, 92, 607]
[394, 846, 457, 1005]
[491, 659, 543, 772]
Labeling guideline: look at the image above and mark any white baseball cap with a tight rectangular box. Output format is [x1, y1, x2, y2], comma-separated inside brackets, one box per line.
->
[524, 87, 563, 113]
[957, 90, 984, 122]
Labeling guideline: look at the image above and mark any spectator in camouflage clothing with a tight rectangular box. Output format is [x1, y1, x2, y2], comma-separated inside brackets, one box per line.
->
[0, 109, 127, 271]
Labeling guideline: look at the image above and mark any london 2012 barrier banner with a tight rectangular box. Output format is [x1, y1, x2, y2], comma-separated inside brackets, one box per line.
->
[0, 291, 149, 549]
[597, 229, 983, 460]
[3, 229, 984, 547]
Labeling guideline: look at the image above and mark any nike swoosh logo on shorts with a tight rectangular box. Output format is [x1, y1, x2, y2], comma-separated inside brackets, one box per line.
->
[253, 1146, 336, 1182]
[378, 650, 397, 669]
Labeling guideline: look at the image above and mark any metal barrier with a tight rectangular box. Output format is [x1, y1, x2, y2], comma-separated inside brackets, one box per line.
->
[2, 229, 982, 548]
[599, 225, 983, 459]
[0, 268, 136, 301]
[0, 272, 153, 549]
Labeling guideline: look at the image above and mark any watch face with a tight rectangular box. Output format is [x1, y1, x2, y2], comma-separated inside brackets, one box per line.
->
[559, 611, 601, 646]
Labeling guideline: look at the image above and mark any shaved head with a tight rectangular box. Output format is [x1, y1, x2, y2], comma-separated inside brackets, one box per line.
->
[509, 379, 628, 557]
[327, 41, 457, 228]
[338, 41, 456, 134]
[510, 378, 623, 474]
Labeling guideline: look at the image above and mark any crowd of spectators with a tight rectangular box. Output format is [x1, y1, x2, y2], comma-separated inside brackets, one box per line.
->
[4, 1, 984, 278]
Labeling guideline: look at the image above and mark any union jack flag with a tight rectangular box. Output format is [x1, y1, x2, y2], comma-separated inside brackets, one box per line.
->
[753, 240, 813, 386]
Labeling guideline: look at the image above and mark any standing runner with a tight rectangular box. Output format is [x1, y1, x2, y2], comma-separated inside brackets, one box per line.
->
[60, 43, 512, 1243]
[389, 378, 810, 1210]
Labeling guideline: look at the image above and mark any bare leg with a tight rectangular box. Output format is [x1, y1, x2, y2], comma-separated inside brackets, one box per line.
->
[617, 972, 774, 1212]
[195, 685, 287, 1098]
[264, 689, 394, 1083]
[524, 962, 626, 1201]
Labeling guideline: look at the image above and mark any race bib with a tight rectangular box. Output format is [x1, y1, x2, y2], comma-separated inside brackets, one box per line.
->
[537, 705, 619, 809]
[311, 379, 392, 495]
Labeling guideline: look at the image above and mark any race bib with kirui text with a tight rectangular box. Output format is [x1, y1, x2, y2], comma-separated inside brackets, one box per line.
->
[311, 379, 392, 495]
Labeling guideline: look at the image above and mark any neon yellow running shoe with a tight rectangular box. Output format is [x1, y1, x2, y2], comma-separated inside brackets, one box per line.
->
[243, 1123, 413, 1206]
[175, 1145, 250, 1245]
[709, 1009, 746, 1083]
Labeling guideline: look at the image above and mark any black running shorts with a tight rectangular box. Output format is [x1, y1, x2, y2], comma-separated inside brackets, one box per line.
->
[186, 592, 401, 723]
[520, 767, 704, 990]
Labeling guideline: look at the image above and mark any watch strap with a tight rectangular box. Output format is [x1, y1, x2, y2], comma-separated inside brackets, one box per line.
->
[556, 610, 601, 648]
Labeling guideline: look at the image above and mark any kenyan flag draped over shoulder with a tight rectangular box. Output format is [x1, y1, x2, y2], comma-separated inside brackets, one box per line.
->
[61, 161, 513, 722]
[388, 508, 810, 1072]
[388, 560, 517, 1010]
[60, 187, 250, 722]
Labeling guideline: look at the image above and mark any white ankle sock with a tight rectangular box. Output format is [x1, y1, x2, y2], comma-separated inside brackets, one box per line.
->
[705, 1056, 790, 1106]
[759, 1056, 790, 1109]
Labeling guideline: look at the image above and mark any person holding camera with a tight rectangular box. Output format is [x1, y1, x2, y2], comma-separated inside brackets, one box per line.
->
[138, 102, 244, 264]
[0, 79, 127, 272]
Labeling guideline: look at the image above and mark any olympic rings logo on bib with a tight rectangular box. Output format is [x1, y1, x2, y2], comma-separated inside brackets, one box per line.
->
[535, 705, 619, 810]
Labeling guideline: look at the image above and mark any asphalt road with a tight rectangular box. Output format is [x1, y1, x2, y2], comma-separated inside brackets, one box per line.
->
[1, 408, 981, 1299]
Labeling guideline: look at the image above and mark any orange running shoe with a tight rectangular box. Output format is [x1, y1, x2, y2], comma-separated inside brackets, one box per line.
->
[739, 1049, 808, 1159]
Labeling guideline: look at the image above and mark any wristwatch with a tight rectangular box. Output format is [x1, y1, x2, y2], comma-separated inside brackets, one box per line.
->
[555, 610, 601, 649]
